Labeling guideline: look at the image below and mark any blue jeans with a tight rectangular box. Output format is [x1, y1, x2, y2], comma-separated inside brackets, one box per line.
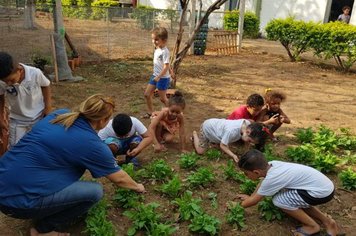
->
[0, 181, 103, 233]
[104, 135, 142, 167]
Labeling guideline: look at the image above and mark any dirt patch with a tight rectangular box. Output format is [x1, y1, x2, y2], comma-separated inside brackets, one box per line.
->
[1, 42, 356, 236]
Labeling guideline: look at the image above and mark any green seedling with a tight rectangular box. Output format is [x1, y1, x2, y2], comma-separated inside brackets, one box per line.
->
[205, 149, 222, 160]
[339, 168, 356, 190]
[239, 178, 258, 195]
[296, 127, 314, 144]
[177, 152, 199, 169]
[285, 144, 315, 165]
[188, 213, 221, 235]
[157, 175, 182, 198]
[223, 160, 245, 182]
[187, 167, 215, 188]
[208, 192, 218, 209]
[140, 159, 173, 181]
[258, 197, 284, 222]
[311, 152, 339, 173]
[113, 188, 144, 209]
[226, 202, 245, 230]
[172, 191, 203, 221]
[263, 144, 280, 161]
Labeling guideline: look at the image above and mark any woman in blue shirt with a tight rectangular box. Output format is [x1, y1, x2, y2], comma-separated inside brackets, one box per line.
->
[0, 94, 145, 236]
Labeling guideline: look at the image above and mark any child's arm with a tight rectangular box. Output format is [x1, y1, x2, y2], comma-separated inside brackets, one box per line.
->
[279, 109, 291, 124]
[219, 143, 239, 163]
[178, 114, 187, 152]
[127, 131, 153, 157]
[149, 110, 166, 151]
[237, 181, 264, 208]
[41, 86, 52, 116]
[154, 63, 170, 82]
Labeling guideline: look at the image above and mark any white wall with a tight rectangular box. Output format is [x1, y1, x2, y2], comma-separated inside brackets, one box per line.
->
[350, 2, 356, 25]
[137, 0, 176, 9]
[259, 0, 328, 35]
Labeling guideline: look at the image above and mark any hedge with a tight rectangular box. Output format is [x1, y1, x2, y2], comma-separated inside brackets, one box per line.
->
[265, 17, 356, 71]
[224, 10, 260, 38]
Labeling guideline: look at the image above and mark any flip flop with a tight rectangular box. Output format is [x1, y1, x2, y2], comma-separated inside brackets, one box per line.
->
[291, 227, 320, 236]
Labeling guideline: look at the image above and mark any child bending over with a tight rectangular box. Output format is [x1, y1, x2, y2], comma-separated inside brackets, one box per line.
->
[192, 119, 268, 162]
[237, 149, 339, 236]
[0, 52, 51, 148]
[143, 27, 172, 118]
[227, 93, 265, 122]
[150, 91, 186, 153]
[257, 89, 290, 135]
[98, 113, 153, 167]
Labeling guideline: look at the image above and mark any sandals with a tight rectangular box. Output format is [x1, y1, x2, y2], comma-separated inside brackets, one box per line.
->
[291, 227, 320, 236]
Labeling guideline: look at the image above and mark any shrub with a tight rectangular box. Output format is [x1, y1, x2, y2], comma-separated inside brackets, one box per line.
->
[258, 197, 284, 222]
[226, 202, 245, 230]
[223, 10, 260, 38]
[339, 168, 356, 190]
[265, 17, 316, 61]
[189, 213, 221, 235]
[91, 0, 119, 20]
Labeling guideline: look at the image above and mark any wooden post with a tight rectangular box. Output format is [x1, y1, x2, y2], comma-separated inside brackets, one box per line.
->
[50, 34, 59, 83]
[237, 0, 245, 52]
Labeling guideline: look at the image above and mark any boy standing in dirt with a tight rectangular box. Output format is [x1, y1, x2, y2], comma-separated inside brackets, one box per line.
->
[143, 27, 171, 118]
[236, 149, 339, 236]
[0, 52, 52, 148]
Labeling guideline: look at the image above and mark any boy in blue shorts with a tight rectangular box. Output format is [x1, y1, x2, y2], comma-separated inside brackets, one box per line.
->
[98, 113, 153, 167]
[143, 27, 171, 118]
[236, 149, 339, 236]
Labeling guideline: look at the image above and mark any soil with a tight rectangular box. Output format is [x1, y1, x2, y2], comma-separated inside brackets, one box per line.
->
[1, 17, 356, 236]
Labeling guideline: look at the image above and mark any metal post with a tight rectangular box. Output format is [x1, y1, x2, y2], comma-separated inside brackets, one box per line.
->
[237, 0, 245, 52]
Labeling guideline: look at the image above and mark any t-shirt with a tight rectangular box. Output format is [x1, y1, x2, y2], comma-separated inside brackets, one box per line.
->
[0, 109, 120, 208]
[98, 117, 147, 140]
[0, 64, 50, 121]
[257, 161, 334, 198]
[227, 105, 256, 121]
[337, 14, 350, 24]
[202, 119, 250, 145]
[153, 47, 170, 78]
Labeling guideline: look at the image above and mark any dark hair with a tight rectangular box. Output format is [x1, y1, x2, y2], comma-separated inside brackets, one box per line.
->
[238, 149, 268, 171]
[265, 90, 286, 103]
[0, 52, 16, 80]
[247, 122, 268, 151]
[342, 5, 351, 11]
[168, 91, 185, 109]
[152, 27, 168, 40]
[112, 113, 132, 136]
[246, 94, 264, 107]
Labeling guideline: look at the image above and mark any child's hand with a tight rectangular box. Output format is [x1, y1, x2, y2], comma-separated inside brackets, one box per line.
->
[232, 155, 239, 163]
[269, 114, 280, 124]
[154, 76, 160, 82]
[236, 194, 250, 201]
[280, 115, 287, 123]
[135, 183, 146, 193]
[127, 148, 140, 157]
[154, 144, 167, 152]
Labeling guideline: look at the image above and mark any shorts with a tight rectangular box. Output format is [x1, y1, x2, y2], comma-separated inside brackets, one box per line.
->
[104, 135, 143, 156]
[148, 75, 170, 90]
[272, 189, 334, 211]
[197, 125, 210, 149]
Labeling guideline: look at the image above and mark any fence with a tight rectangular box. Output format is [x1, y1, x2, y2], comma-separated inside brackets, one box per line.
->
[0, 4, 229, 64]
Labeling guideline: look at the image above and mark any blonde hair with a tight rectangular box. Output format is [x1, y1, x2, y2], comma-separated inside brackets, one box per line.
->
[51, 94, 115, 129]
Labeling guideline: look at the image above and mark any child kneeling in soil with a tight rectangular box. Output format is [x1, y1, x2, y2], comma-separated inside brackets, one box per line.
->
[192, 119, 268, 163]
[257, 89, 290, 138]
[236, 149, 339, 236]
[150, 91, 186, 153]
[98, 113, 153, 167]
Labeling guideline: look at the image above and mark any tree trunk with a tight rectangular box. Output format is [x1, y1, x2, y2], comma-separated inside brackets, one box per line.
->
[53, 0, 74, 81]
[23, 0, 36, 29]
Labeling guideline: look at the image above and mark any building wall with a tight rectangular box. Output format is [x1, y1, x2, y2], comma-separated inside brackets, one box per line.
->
[350, 2, 356, 25]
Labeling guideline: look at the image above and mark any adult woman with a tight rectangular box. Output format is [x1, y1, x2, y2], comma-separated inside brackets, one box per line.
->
[0, 94, 145, 236]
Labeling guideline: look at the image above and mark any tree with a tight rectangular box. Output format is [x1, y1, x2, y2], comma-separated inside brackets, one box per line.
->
[23, 0, 36, 29]
[171, 0, 228, 87]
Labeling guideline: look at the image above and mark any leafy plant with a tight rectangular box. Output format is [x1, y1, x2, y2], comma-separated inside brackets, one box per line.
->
[172, 191, 203, 221]
[132, 5, 157, 30]
[311, 152, 339, 173]
[31, 52, 50, 71]
[296, 127, 314, 144]
[337, 128, 356, 150]
[177, 152, 199, 169]
[141, 159, 173, 181]
[226, 202, 245, 230]
[113, 188, 144, 209]
[263, 144, 280, 161]
[85, 199, 116, 236]
[224, 10, 260, 38]
[188, 213, 221, 235]
[157, 175, 182, 198]
[239, 179, 258, 195]
[187, 167, 215, 188]
[121, 163, 140, 181]
[258, 197, 284, 222]
[208, 192, 218, 209]
[313, 126, 338, 152]
[124, 202, 175, 236]
[205, 149, 222, 160]
[285, 144, 315, 165]
[223, 160, 245, 182]
[338, 168, 356, 190]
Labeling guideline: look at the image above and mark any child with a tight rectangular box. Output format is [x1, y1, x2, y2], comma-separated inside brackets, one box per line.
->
[0, 51, 51, 148]
[150, 91, 186, 153]
[227, 93, 265, 122]
[257, 89, 290, 135]
[143, 27, 171, 118]
[337, 5, 351, 24]
[98, 113, 153, 167]
[192, 119, 268, 162]
[236, 149, 338, 236]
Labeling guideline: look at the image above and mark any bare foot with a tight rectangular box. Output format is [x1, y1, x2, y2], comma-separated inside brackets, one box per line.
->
[325, 215, 339, 236]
